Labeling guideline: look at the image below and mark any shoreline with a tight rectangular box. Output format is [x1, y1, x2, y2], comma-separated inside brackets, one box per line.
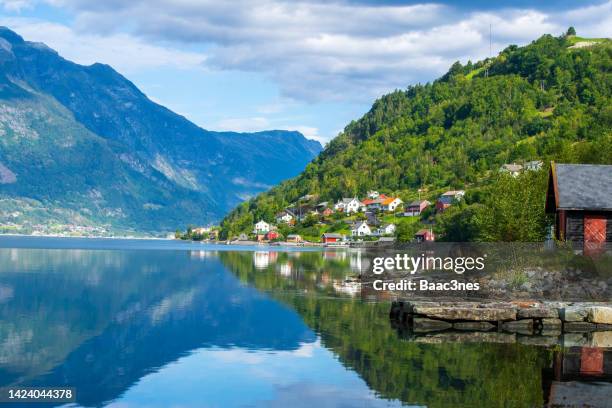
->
[0, 234, 328, 252]
[0, 233, 169, 240]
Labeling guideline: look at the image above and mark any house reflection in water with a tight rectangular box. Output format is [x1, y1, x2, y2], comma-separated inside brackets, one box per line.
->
[349, 251, 362, 273]
[544, 343, 612, 408]
[190, 250, 218, 259]
[332, 280, 361, 296]
[279, 262, 293, 277]
[253, 251, 270, 269]
[323, 250, 348, 262]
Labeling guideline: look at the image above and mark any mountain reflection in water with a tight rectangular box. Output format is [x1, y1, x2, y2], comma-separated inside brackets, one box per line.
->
[0, 237, 609, 407]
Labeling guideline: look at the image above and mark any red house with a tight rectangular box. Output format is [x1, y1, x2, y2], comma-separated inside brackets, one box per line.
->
[321, 233, 343, 244]
[545, 163, 612, 252]
[404, 200, 431, 216]
[414, 229, 435, 243]
[265, 231, 280, 241]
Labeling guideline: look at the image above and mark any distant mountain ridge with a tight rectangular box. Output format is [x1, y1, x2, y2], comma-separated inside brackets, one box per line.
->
[0, 27, 321, 235]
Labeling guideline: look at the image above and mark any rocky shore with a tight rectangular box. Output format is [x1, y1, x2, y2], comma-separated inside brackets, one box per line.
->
[390, 300, 612, 347]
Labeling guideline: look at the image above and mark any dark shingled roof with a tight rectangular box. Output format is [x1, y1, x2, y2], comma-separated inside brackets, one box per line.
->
[554, 163, 612, 210]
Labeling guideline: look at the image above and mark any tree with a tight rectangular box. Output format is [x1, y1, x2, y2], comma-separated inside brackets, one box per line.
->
[566, 27, 576, 36]
[436, 204, 484, 241]
[396, 221, 420, 243]
[477, 171, 550, 241]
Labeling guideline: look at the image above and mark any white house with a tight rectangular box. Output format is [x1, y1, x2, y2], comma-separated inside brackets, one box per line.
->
[499, 163, 523, 177]
[367, 190, 380, 199]
[275, 210, 294, 224]
[336, 197, 361, 214]
[351, 221, 372, 237]
[253, 220, 270, 234]
[376, 223, 396, 236]
[192, 226, 211, 235]
[524, 160, 543, 171]
[382, 197, 403, 212]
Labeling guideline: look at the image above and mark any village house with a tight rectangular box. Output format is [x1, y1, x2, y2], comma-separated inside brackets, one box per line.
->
[315, 201, 329, 212]
[381, 197, 403, 212]
[253, 220, 270, 234]
[300, 194, 317, 202]
[367, 190, 380, 199]
[351, 221, 372, 237]
[499, 163, 523, 177]
[365, 211, 380, 227]
[287, 234, 302, 243]
[524, 160, 543, 172]
[414, 229, 435, 243]
[361, 194, 402, 212]
[321, 232, 343, 244]
[265, 231, 280, 241]
[404, 200, 431, 217]
[192, 226, 211, 235]
[376, 223, 396, 236]
[287, 205, 308, 221]
[545, 163, 612, 246]
[362, 194, 388, 211]
[436, 190, 465, 212]
[335, 197, 362, 214]
[275, 209, 295, 224]
[321, 207, 334, 217]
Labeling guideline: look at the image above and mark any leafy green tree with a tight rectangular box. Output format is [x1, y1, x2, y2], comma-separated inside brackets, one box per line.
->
[477, 171, 550, 241]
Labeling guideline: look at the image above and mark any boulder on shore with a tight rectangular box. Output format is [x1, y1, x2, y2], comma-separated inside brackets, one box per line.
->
[587, 307, 612, 324]
[517, 307, 558, 319]
[560, 306, 588, 322]
[412, 305, 516, 321]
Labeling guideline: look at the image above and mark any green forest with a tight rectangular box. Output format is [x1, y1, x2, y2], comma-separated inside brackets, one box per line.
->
[221, 30, 612, 241]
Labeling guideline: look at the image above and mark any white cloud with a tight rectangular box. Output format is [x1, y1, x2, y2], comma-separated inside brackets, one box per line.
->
[0, 17, 206, 73]
[290, 126, 321, 143]
[0, 0, 33, 12]
[3, 1, 611, 106]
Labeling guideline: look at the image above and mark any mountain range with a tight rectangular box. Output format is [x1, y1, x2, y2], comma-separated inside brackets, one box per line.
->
[0, 27, 321, 235]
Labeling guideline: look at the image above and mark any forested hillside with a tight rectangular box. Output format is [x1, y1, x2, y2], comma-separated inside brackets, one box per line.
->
[221, 31, 611, 241]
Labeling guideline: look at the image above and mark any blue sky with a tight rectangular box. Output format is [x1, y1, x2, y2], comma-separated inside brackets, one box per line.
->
[0, 1, 610, 144]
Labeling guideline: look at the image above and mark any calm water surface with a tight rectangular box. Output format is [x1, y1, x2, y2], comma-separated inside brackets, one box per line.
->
[0, 236, 608, 407]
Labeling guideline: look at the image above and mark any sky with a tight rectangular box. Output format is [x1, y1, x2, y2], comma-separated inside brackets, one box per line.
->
[0, 1, 610, 144]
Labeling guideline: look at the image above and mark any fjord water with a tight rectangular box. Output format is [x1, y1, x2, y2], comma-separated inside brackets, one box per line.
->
[0, 237, 564, 407]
